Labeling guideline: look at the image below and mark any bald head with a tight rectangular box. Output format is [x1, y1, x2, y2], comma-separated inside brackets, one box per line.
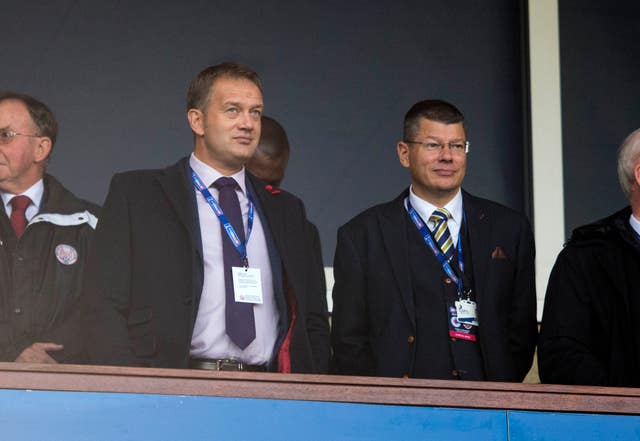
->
[246, 116, 290, 187]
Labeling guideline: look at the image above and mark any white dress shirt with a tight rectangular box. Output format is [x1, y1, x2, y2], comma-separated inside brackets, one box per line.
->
[189, 154, 278, 365]
[1, 179, 45, 222]
[407, 187, 464, 244]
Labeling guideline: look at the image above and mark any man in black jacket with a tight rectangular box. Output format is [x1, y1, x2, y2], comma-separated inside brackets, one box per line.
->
[0, 92, 99, 363]
[83, 63, 330, 373]
[539, 128, 640, 387]
[331, 99, 537, 381]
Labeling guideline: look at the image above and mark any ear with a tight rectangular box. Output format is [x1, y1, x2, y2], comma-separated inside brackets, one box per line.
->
[397, 141, 410, 168]
[34, 137, 52, 164]
[187, 109, 205, 136]
[634, 163, 640, 187]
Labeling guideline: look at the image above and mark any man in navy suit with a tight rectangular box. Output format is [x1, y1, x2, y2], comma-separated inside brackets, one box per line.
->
[84, 63, 329, 373]
[331, 99, 536, 381]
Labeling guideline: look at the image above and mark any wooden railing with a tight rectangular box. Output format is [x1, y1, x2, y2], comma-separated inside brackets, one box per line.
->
[1, 362, 638, 415]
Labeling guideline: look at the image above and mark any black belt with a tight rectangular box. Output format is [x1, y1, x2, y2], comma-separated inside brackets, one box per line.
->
[189, 358, 267, 372]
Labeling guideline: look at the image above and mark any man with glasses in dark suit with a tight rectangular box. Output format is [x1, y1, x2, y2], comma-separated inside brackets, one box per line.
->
[331, 99, 537, 381]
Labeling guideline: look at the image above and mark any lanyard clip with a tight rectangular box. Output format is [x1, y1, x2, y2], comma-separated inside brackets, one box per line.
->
[242, 257, 249, 270]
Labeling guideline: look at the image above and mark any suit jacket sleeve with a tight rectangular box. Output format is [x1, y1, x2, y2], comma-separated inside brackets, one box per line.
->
[508, 216, 538, 381]
[537, 248, 607, 385]
[82, 174, 136, 366]
[331, 223, 376, 375]
[46, 301, 89, 363]
[304, 221, 331, 373]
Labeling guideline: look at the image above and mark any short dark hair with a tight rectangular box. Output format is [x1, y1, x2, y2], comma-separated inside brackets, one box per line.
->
[403, 99, 464, 140]
[257, 116, 289, 159]
[0, 91, 58, 147]
[186, 62, 262, 113]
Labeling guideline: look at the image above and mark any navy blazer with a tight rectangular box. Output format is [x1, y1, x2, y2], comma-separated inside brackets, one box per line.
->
[331, 189, 537, 381]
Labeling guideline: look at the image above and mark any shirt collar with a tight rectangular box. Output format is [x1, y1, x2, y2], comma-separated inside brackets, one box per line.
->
[629, 213, 640, 238]
[408, 186, 463, 227]
[1, 179, 45, 213]
[189, 153, 247, 195]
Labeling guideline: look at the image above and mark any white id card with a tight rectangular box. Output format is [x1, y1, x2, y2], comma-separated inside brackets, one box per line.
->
[455, 299, 479, 326]
[232, 267, 263, 304]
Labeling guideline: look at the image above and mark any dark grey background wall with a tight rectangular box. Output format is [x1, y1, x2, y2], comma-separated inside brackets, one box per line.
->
[560, 0, 640, 238]
[4, 1, 527, 264]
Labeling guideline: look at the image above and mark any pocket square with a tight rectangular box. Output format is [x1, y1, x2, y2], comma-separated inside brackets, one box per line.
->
[491, 246, 507, 259]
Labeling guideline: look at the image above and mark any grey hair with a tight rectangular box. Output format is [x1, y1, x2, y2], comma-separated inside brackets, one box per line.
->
[617, 128, 640, 199]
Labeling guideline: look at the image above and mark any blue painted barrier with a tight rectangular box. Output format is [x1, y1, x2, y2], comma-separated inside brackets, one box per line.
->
[1, 389, 506, 441]
[2, 388, 639, 440]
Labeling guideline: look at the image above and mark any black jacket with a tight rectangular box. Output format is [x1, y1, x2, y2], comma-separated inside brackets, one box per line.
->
[83, 157, 330, 373]
[539, 207, 640, 387]
[0, 175, 99, 362]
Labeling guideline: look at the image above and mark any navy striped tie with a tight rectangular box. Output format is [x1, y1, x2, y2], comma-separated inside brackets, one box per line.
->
[429, 208, 454, 261]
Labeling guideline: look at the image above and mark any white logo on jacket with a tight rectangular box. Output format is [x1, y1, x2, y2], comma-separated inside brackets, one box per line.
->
[55, 244, 78, 265]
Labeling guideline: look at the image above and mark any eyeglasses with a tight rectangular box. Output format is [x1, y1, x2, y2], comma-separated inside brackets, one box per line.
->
[0, 129, 41, 145]
[404, 140, 470, 154]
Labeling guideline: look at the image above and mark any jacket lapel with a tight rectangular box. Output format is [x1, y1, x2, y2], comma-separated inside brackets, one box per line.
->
[245, 173, 286, 298]
[156, 157, 203, 259]
[463, 191, 491, 307]
[246, 173, 290, 367]
[379, 190, 416, 328]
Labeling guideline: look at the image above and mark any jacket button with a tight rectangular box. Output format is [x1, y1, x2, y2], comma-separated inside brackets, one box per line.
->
[444, 277, 452, 284]
[407, 335, 415, 343]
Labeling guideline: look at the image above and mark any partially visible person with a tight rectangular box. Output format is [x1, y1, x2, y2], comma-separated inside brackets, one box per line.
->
[0, 91, 99, 364]
[83, 63, 330, 373]
[246, 115, 327, 343]
[246, 116, 289, 187]
[331, 99, 537, 381]
[539, 128, 640, 387]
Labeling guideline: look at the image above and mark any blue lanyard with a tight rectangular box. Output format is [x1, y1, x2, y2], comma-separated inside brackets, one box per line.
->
[191, 169, 254, 267]
[406, 198, 467, 296]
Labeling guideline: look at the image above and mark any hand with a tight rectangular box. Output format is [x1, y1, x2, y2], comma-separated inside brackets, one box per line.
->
[15, 342, 64, 363]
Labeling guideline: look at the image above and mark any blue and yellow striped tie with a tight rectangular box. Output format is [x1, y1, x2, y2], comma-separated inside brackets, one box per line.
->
[429, 208, 454, 261]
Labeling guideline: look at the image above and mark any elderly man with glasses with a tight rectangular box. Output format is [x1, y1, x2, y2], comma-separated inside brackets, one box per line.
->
[331, 99, 537, 381]
[0, 91, 99, 364]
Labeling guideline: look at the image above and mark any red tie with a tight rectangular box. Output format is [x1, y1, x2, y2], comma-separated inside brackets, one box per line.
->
[10, 195, 32, 239]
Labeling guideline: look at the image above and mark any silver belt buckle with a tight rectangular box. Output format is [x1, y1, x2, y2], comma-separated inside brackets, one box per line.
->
[218, 359, 243, 371]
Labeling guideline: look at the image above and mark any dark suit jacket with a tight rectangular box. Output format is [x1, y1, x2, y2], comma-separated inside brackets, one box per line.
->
[83, 157, 329, 373]
[331, 189, 537, 381]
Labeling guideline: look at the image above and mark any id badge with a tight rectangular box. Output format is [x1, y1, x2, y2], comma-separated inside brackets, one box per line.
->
[232, 267, 263, 304]
[455, 299, 479, 326]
